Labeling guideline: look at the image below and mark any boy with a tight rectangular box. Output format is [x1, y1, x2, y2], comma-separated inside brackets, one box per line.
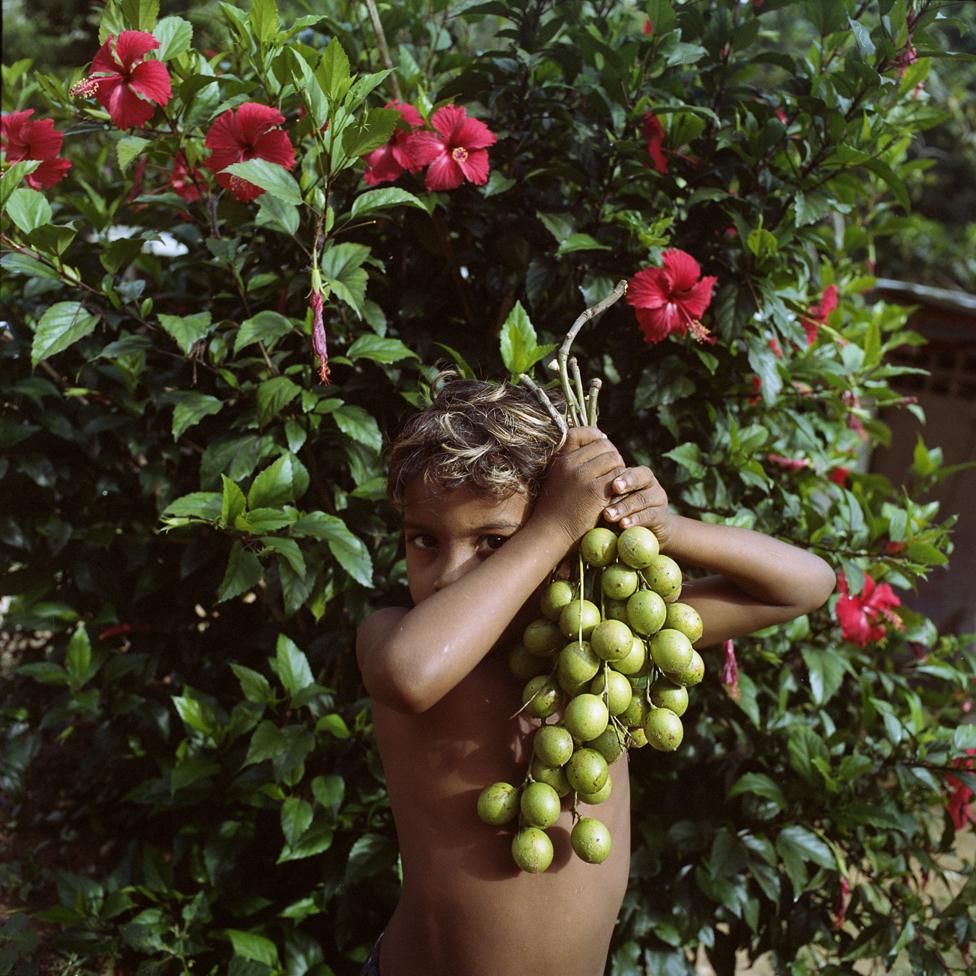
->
[356, 378, 836, 976]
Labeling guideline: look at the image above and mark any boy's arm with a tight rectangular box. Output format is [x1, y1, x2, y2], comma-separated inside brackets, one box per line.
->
[358, 428, 627, 714]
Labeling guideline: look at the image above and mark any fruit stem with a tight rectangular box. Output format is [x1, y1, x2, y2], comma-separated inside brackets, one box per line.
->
[587, 378, 602, 426]
[569, 357, 588, 423]
[558, 279, 629, 365]
[518, 372, 568, 447]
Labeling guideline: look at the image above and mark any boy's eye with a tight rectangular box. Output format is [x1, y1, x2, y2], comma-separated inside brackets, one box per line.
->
[481, 535, 508, 551]
[407, 534, 437, 551]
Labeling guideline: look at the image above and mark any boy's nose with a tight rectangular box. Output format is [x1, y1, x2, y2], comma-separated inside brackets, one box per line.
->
[432, 551, 474, 592]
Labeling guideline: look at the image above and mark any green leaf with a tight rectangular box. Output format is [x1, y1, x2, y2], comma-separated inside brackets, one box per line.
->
[172, 392, 222, 441]
[350, 187, 428, 219]
[312, 774, 344, 816]
[248, 0, 279, 43]
[728, 772, 786, 810]
[217, 541, 264, 603]
[31, 303, 100, 368]
[291, 511, 373, 587]
[277, 823, 333, 862]
[499, 301, 536, 376]
[346, 335, 418, 364]
[248, 454, 305, 508]
[777, 825, 835, 870]
[0, 160, 41, 209]
[65, 624, 92, 688]
[116, 135, 150, 173]
[280, 796, 313, 846]
[172, 693, 217, 736]
[954, 725, 976, 752]
[1, 250, 61, 282]
[256, 375, 302, 427]
[235, 310, 294, 354]
[235, 508, 295, 533]
[160, 491, 222, 520]
[222, 159, 302, 204]
[245, 719, 285, 765]
[320, 242, 370, 318]
[157, 311, 212, 355]
[226, 929, 279, 967]
[341, 108, 400, 158]
[260, 537, 306, 578]
[153, 16, 193, 59]
[229, 663, 273, 703]
[255, 193, 300, 235]
[6, 188, 52, 234]
[316, 713, 350, 738]
[847, 16, 875, 57]
[275, 634, 314, 695]
[220, 474, 247, 528]
[318, 36, 351, 101]
[800, 646, 849, 706]
[555, 233, 610, 256]
[663, 442, 705, 479]
[333, 404, 382, 451]
[345, 833, 396, 885]
[747, 227, 778, 262]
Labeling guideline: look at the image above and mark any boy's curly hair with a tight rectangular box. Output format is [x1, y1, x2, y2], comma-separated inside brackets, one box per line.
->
[386, 374, 566, 504]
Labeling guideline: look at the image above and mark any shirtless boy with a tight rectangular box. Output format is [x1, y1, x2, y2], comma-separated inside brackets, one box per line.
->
[356, 378, 836, 976]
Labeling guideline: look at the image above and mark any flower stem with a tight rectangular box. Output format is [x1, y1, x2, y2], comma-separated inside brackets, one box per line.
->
[518, 373, 568, 449]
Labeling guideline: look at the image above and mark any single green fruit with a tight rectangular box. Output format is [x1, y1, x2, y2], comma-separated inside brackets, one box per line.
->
[604, 598, 629, 623]
[649, 677, 689, 716]
[557, 639, 600, 686]
[591, 619, 635, 662]
[530, 757, 571, 796]
[628, 727, 648, 749]
[566, 747, 609, 794]
[533, 725, 574, 767]
[571, 817, 612, 863]
[590, 669, 633, 716]
[580, 527, 617, 567]
[619, 693, 648, 729]
[522, 675, 562, 718]
[476, 782, 519, 825]
[511, 827, 553, 873]
[644, 707, 684, 751]
[540, 580, 576, 622]
[589, 726, 626, 765]
[563, 693, 610, 741]
[616, 526, 660, 569]
[577, 774, 613, 806]
[666, 648, 705, 687]
[642, 554, 683, 603]
[508, 644, 549, 681]
[520, 781, 561, 829]
[612, 636, 646, 675]
[523, 617, 564, 657]
[559, 599, 602, 639]
[665, 602, 703, 643]
[649, 629, 694, 673]
[626, 589, 667, 637]
[601, 564, 639, 601]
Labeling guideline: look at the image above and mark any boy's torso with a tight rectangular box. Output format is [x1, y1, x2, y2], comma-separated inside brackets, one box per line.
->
[372, 643, 631, 976]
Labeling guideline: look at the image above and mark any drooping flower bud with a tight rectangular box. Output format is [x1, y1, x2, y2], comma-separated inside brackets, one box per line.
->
[722, 639, 739, 701]
[309, 263, 330, 385]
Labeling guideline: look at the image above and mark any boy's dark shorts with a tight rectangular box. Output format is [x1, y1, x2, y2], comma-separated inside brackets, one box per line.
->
[359, 933, 383, 976]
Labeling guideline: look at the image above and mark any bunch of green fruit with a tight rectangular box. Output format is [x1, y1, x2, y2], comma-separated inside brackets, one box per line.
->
[477, 522, 705, 873]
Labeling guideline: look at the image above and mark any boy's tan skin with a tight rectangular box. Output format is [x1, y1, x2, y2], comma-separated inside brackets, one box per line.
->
[357, 428, 836, 976]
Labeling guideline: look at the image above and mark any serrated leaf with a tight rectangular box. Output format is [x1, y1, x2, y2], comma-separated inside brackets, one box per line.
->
[222, 159, 301, 204]
[332, 404, 381, 452]
[172, 392, 222, 441]
[350, 187, 428, 219]
[291, 511, 373, 587]
[220, 475, 246, 527]
[0, 160, 41, 209]
[277, 823, 333, 862]
[217, 541, 264, 602]
[255, 193, 300, 235]
[249, 0, 279, 43]
[499, 301, 536, 376]
[6, 188, 52, 234]
[245, 719, 285, 765]
[341, 108, 399, 158]
[160, 491, 222, 520]
[728, 772, 785, 810]
[260, 537, 306, 578]
[555, 233, 610, 256]
[320, 242, 370, 318]
[800, 646, 849, 705]
[229, 663, 273, 703]
[318, 36, 351, 101]
[65, 624, 92, 687]
[276, 634, 314, 695]
[31, 303, 100, 367]
[116, 136, 150, 173]
[157, 311, 212, 355]
[153, 16, 193, 59]
[256, 375, 302, 427]
[226, 929, 278, 966]
[280, 796, 313, 847]
[248, 453, 305, 508]
[234, 310, 295, 354]
[345, 335, 418, 364]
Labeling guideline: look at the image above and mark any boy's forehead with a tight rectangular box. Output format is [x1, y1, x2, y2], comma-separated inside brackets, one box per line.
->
[401, 479, 530, 525]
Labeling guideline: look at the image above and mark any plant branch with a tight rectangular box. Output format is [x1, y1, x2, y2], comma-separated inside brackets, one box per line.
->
[364, 0, 403, 102]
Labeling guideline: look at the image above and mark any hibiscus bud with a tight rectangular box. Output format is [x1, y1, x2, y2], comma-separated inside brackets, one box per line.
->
[722, 640, 740, 701]
[831, 876, 851, 931]
[309, 265, 330, 385]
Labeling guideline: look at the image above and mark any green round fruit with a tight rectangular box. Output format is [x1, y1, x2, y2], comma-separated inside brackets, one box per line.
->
[566, 747, 609, 794]
[601, 565, 639, 601]
[522, 617, 564, 657]
[540, 580, 576, 622]
[520, 781, 561, 829]
[665, 602, 703, 643]
[628, 727, 648, 749]
[508, 644, 549, 681]
[557, 640, 600, 686]
[589, 726, 626, 765]
[649, 629, 694, 674]
[580, 527, 617, 567]
[590, 669, 633, 716]
[591, 620, 635, 662]
[577, 774, 613, 806]
[604, 599, 629, 623]
[563, 693, 609, 741]
[644, 707, 684, 751]
[512, 827, 553, 873]
[649, 677, 689, 716]
[616, 526, 660, 568]
[571, 817, 613, 863]
[476, 782, 520, 825]
[533, 725, 574, 767]
[642, 555, 683, 603]
[559, 599, 602, 639]
[530, 758, 571, 796]
[522, 675, 562, 718]
[619, 693, 648, 729]
[626, 589, 667, 637]
[666, 649, 705, 687]
[612, 636, 647, 676]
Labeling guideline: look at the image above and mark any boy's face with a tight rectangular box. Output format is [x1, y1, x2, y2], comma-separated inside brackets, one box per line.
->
[402, 479, 532, 605]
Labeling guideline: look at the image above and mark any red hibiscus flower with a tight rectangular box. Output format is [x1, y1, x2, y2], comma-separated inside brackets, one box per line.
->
[802, 283, 839, 344]
[835, 573, 903, 647]
[828, 466, 851, 487]
[627, 248, 717, 344]
[643, 19, 653, 36]
[946, 749, 976, 831]
[72, 31, 172, 130]
[406, 104, 496, 191]
[204, 102, 296, 203]
[1, 110, 72, 188]
[767, 454, 811, 471]
[363, 101, 425, 186]
[642, 113, 668, 174]
[170, 152, 204, 202]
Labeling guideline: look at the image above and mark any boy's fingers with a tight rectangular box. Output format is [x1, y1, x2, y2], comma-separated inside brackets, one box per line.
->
[604, 485, 668, 522]
[611, 466, 656, 496]
[563, 425, 607, 451]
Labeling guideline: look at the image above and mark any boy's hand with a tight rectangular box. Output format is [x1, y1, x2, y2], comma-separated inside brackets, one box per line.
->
[532, 427, 626, 546]
[602, 466, 676, 548]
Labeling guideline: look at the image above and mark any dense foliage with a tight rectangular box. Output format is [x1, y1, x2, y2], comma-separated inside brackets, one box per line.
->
[2, 1, 975, 974]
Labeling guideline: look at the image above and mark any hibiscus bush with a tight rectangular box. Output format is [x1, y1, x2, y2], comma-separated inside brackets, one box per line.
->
[3, 1, 976, 974]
